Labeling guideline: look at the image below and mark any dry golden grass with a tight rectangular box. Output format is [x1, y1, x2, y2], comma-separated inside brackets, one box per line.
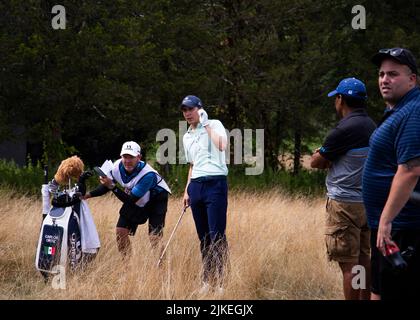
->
[0, 189, 342, 300]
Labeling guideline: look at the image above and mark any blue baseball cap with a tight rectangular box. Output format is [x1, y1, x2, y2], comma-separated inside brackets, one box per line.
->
[180, 95, 203, 109]
[327, 77, 367, 100]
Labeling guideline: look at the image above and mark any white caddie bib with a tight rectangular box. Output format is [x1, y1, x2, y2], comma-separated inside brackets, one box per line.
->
[111, 159, 171, 207]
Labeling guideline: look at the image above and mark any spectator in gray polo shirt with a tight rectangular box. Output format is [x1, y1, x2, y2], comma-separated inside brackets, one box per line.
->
[310, 77, 376, 300]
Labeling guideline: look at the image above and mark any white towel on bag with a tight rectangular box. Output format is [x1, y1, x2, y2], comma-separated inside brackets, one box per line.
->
[79, 200, 101, 254]
[41, 184, 50, 215]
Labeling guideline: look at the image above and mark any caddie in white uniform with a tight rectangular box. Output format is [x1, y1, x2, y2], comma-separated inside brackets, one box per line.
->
[84, 141, 171, 256]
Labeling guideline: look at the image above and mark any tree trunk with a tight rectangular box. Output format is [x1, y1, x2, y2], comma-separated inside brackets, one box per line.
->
[293, 121, 301, 176]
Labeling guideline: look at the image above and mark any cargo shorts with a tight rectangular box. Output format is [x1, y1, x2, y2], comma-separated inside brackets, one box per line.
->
[325, 198, 370, 263]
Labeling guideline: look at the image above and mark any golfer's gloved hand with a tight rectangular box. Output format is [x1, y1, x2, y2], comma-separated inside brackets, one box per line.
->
[48, 179, 59, 193]
[79, 170, 93, 183]
[198, 109, 209, 127]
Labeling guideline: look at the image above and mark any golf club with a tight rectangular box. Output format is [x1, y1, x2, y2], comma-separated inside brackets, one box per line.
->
[42, 165, 48, 221]
[157, 205, 189, 267]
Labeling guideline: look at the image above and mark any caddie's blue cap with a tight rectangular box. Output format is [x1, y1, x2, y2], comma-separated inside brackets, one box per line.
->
[327, 77, 367, 100]
[180, 95, 203, 109]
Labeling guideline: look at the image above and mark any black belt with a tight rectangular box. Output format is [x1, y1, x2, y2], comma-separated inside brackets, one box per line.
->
[190, 175, 227, 183]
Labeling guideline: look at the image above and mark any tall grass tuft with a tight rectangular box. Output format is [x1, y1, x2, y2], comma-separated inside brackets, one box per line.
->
[0, 189, 341, 300]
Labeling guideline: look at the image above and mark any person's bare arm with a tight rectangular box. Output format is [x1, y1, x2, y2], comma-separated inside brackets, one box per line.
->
[183, 164, 193, 208]
[310, 149, 332, 169]
[204, 126, 227, 151]
[377, 158, 420, 251]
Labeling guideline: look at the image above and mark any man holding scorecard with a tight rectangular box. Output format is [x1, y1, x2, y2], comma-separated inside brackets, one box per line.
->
[83, 141, 171, 256]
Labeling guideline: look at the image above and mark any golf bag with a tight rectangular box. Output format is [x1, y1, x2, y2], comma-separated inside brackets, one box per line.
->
[35, 200, 83, 274]
[35, 175, 100, 276]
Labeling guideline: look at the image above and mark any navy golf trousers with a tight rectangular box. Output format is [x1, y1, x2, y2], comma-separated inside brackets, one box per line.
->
[188, 176, 228, 283]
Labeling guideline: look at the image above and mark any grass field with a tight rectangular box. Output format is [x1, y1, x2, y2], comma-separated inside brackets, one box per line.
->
[0, 189, 343, 300]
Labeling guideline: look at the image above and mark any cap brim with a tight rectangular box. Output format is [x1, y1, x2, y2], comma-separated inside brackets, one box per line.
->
[327, 90, 338, 97]
[372, 52, 418, 74]
[120, 151, 138, 157]
[180, 104, 195, 110]
[372, 52, 411, 68]
[372, 52, 393, 66]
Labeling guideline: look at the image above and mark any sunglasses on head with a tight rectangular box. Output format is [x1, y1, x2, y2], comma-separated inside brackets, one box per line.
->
[379, 48, 404, 57]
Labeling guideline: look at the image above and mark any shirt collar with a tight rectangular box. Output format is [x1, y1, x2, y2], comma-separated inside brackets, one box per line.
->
[187, 123, 204, 133]
[392, 86, 420, 112]
[338, 108, 367, 124]
[376, 87, 420, 127]
[119, 161, 145, 182]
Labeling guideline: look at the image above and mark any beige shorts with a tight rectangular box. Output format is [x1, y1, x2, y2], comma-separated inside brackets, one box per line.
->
[325, 198, 370, 263]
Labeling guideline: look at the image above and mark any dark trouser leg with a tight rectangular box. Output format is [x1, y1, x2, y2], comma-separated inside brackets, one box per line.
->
[189, 181, 212, 282]
[205, 181, 228, 285]
[148, 192, 168, 248]
[190, 179, 228, 284]
[208, 234, 229, 286]
[370, 229, 381, 299]
[190, 184, 211, 282]
[197, 234, 228, 285]
[200, 234, 212, 282]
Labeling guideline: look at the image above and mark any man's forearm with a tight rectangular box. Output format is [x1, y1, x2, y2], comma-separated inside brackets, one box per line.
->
[89, 184, 110, 197]
[205, 126, 227, 151]
[112, 187, 139, 205]
[185, 165, 192, 194]
[310, 151, 331, 169]
[380, 165, 420, 224]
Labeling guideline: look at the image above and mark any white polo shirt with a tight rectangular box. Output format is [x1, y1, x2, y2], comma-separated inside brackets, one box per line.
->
[183, 120, 228, 179]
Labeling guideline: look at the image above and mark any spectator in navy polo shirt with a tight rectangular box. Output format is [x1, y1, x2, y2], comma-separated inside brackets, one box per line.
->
[180, 95, 229, 295]
[311, 78, 376, 300]
[363, 48, 420, 300]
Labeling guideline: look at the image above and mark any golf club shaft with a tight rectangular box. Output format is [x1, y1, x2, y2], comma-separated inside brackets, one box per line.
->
[157, 206, 189, 267]
[42, 165, 49, 221]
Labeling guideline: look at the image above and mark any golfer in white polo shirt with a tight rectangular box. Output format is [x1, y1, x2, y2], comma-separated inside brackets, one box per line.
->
[180, 95, 229, 293]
